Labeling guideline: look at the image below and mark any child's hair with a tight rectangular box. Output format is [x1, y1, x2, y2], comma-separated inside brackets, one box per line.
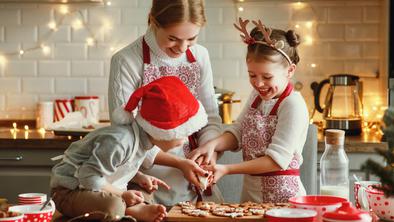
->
[247, 27, 301, 66]
[149, 0, 206, 28]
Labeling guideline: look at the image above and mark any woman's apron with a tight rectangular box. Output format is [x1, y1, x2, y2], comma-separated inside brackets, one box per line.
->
[240, 83, 305, 203]
[139, 38, 222, 205]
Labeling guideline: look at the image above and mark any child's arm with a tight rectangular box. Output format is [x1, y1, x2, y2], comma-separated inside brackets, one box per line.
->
[205, 155, 282, 183]
[102, 183, 144, 207]
[189, 132, 239, 165]
[154, 151, 208, 189]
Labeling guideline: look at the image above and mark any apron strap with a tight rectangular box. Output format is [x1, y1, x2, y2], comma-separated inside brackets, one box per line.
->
[250, 83, 293, 111]
[269, 83, 293, 116]
[142, 37, 150, 64]
[251, 96, 262, 109]
[186, 48, 196, 63]
[251, 169, 299, 177]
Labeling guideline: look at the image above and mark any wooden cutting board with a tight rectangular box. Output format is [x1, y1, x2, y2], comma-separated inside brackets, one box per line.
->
[165, 206, 267, 222]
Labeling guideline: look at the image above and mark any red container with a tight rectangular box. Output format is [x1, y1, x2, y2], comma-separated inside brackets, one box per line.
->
[289, 195, 347, 222]
[9, 201, 55, 222]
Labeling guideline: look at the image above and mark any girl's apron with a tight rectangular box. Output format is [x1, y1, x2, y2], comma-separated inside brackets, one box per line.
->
[240, 83, 305, 203]
[140, 38, 222, 205]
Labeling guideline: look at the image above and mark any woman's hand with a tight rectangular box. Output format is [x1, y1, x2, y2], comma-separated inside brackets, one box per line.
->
[133, 172, 171, 193]
[121, 190, 144, 207]
[188, 141, 216, 165]
[177, 158, 209, 189]
[202, 164, 228, 184]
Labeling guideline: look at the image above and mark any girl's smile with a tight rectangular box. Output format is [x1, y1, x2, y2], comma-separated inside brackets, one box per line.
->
[247, 59, 296, 100]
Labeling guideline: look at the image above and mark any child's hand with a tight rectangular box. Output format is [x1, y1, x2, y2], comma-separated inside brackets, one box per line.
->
[202, 164, 228, 184]
[188, 142, 216, 165]
[121, 190, 144, 207]
[178, 158, 209, 189]
[134, 173, 171, 193]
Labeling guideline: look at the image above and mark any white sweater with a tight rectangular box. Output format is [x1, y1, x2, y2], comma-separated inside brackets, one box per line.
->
[225, 90, 309, 170]
[108, 27, 222, 148]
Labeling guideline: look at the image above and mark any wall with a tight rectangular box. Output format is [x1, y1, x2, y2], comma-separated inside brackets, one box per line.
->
[0, 0, 387, 122]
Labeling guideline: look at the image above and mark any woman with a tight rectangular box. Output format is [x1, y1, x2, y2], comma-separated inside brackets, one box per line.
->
[108, 0, 223, 206]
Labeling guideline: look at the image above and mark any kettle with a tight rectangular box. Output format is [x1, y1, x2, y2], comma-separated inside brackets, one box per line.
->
[311, 74, 363, 135]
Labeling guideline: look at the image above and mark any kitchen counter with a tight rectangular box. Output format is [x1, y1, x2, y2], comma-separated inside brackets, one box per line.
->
[0, 127, 77, 150]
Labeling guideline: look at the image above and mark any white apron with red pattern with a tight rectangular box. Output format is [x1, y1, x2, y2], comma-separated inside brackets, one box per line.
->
[240, 84, 306, 203]
[140, 38, 222, 205]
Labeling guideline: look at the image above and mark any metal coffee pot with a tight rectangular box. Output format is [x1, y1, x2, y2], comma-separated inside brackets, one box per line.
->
[311, 74, 363, 135]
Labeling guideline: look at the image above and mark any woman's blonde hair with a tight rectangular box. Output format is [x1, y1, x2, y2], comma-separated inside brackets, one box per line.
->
[149, 0, 206, 28]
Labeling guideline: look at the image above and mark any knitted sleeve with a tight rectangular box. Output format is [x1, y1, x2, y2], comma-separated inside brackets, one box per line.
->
[108, 42, 143, 122]
[192, 45, 223, 145]
[265, 92, 309, 169]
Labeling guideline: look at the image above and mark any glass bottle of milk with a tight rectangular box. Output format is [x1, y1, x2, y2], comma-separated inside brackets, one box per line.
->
[320, 129, 349, 200]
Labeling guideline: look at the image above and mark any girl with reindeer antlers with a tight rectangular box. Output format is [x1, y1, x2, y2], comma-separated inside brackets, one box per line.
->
[189, 17, 309, 203]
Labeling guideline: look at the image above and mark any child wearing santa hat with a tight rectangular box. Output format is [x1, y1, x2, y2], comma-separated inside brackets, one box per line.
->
[50, 76, 208, 222]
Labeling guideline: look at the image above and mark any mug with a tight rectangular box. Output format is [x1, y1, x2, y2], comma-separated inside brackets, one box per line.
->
[74, 96, 99, 123]
[54, 99, 74, 122]
[354, 181, 380, 210]
[17, 193, 46, 205]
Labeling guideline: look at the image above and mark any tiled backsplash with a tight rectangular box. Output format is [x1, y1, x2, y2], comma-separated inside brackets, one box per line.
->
[0, 0, 388, 121]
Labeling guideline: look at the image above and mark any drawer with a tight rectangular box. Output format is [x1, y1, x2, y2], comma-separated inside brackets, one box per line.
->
[0, 149, 64, 167]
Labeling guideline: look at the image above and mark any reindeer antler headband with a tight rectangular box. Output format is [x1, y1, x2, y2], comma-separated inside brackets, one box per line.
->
[233, 17, 293, 65]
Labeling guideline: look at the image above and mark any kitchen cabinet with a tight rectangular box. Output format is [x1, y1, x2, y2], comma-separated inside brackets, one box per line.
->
[0, 126, 75, 204]
[0, 148, 64, 204]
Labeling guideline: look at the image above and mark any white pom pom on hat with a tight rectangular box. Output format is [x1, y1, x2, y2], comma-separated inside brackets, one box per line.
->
[111, 105, 134, 125]
[111, 76, 208, 140]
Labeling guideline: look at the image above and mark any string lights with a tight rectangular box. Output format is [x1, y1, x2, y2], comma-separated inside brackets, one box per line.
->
[0, 2, 113, 66]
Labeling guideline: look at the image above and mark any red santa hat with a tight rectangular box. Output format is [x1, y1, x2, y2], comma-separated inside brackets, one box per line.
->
[112, 76, 208, 140]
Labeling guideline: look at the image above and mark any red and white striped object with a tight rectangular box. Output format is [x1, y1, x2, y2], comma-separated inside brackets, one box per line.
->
[54, 99, 73, 122]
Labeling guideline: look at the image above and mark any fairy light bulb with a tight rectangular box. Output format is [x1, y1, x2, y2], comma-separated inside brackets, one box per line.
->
[310, 63, 317, 68]
[106, 1, 112, 6]
[41, 45, 51, 55]
[304, 35, 313, 45]
[295, 24, 300, 29]
[86, 37, 95, 46]
[59, 5, 69, 14]
[238, 6, 244, 12]
[72, 19, 83, 30]
[48, 21, 57, 31]
[305, 21, 313, 29]
[19, 50, 24, 55]
[294, 1, 306, 10]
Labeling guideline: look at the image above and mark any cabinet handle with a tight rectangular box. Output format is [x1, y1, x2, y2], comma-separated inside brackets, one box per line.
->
[0, 156, 23, 161]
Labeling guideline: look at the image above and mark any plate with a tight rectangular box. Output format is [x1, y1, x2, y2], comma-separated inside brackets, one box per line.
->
[52, 122, 110, 137]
